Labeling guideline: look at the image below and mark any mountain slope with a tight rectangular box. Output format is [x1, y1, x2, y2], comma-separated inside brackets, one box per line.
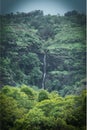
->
[0, 10, 86, 96]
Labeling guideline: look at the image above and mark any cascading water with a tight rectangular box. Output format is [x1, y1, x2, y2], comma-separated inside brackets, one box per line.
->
[42, 53, 46, 89]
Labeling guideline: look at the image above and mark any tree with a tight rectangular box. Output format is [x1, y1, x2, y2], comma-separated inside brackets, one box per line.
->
[0, 93, 24, 130]
[64, 10, 78, 17]
[38, 89, 49, 102]
[21, 85, 36, 99]
[65, 92, 86, 129]
[19, 108, 45, 130]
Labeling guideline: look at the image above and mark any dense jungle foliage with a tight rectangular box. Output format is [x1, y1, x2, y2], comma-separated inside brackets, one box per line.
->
[0, 10, 86, 130]
[0, 85, 86, 130]
[0, 10, 86, 96]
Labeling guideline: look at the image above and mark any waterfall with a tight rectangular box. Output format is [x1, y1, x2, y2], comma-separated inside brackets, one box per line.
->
[42, 53, 46, 89]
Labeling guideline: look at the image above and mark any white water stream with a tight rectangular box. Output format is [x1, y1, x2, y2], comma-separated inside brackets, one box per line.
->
[42, 53, 46, 89]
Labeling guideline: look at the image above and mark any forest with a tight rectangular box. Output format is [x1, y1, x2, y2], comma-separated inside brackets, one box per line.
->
[0, 10, 86, 130]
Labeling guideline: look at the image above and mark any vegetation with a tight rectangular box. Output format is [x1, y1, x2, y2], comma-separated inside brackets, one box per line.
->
[0, 85, 86, 130]
[0, 10, 86, 129]
[0, 10, 86, 96]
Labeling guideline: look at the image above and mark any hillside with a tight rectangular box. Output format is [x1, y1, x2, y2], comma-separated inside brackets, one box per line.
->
[0, 10, 86, 96]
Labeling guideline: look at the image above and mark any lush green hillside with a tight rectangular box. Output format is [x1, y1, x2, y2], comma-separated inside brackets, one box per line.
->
[0, 85, 86, 130]
[0, 10, 86, 96]
[0, 10, 86, 130]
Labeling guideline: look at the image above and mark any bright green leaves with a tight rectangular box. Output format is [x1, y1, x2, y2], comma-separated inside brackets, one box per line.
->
[1, 85, 37, 110]
[21, 85, 36, 99]
[0, 93, 24, 130]
[38, 89, 49, 102]
[22, 108, 44, 130]
[0, 85, 86, 130]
